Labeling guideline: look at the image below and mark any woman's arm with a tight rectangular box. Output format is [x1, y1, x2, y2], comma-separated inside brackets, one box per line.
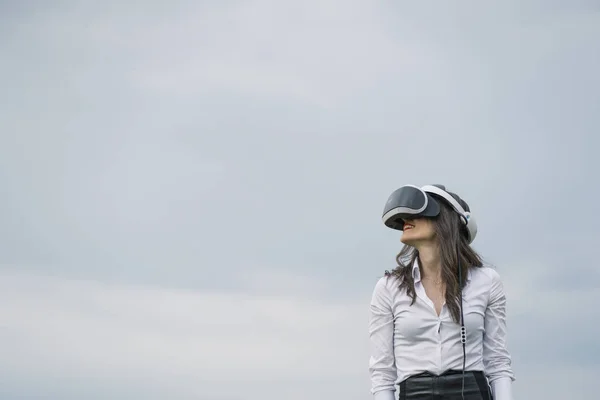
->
[482, 269, 516, 400]
[369, 277, 397, 400]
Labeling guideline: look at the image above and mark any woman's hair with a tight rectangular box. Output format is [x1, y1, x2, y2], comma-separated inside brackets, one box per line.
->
[384, 193, 484, 324]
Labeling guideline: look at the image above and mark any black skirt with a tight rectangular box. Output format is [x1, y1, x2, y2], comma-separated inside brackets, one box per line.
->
[399, 370, 493, 400]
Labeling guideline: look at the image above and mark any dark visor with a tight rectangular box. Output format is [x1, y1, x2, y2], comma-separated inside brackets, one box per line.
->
[382, 185, 440, 230]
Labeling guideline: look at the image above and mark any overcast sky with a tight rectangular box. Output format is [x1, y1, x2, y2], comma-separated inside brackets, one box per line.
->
[1, 1, 599, 399]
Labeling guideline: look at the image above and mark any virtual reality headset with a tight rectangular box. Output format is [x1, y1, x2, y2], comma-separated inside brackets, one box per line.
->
[382, 184, 478, 243]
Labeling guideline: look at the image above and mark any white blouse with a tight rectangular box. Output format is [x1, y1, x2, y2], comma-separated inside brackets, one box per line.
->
[369, 259, 515, 400]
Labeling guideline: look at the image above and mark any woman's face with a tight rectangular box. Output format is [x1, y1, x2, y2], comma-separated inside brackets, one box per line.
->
[400, 217, 436, 246]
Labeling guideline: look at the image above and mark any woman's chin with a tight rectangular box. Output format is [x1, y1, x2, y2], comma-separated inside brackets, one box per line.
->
[400, 232, 416, 245]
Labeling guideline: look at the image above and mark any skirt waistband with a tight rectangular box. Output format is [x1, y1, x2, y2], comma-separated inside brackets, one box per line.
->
[406, 369, 466, 378]
[399, 370, 492, 400]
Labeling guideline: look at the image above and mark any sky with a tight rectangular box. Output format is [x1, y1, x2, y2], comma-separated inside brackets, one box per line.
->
[0, 1, 599, 399]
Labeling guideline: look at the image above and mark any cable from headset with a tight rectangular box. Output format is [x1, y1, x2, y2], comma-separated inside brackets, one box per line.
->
[458, 246, 466, 400]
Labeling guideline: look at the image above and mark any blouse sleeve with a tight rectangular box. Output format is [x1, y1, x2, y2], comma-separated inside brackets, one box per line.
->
[482, 269, 516, 400]
[368, 277, 397, 400]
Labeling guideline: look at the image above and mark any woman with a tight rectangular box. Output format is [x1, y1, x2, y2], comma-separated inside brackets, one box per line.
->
[369, 184, 514, 400]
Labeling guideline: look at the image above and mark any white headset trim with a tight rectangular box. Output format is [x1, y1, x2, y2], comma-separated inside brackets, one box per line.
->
[421, 185, 477, 243]
[421, 185, 468, 223]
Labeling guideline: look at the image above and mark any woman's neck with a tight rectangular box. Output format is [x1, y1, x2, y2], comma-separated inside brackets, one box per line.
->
[417, 243, 442, 281]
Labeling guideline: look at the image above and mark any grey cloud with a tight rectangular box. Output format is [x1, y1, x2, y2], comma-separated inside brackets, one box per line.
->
[1, 0, 598, 288]
[0, 271, 369, 400]
[510, 296, 600, 366]
[1, 0, 599, 398]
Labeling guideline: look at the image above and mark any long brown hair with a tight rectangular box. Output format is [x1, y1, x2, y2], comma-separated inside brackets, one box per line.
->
[384, 193, 484, 324]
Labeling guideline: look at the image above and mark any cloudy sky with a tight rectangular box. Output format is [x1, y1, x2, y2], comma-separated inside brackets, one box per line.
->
[1, 1, 599, 399]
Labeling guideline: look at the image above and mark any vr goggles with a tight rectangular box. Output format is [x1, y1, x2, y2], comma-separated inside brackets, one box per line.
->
[382, 184, 478, 243]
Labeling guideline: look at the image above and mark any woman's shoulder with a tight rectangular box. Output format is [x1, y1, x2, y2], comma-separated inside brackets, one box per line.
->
[370, 273, 404, 309]
[469, 265, 507, 299]
[373, 272, 402, 290]
[371, 271, 404, 296]
[471, 264, 503, 282]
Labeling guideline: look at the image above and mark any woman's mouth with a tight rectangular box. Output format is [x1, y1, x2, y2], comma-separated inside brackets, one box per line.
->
[404, 224, 415, 231]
